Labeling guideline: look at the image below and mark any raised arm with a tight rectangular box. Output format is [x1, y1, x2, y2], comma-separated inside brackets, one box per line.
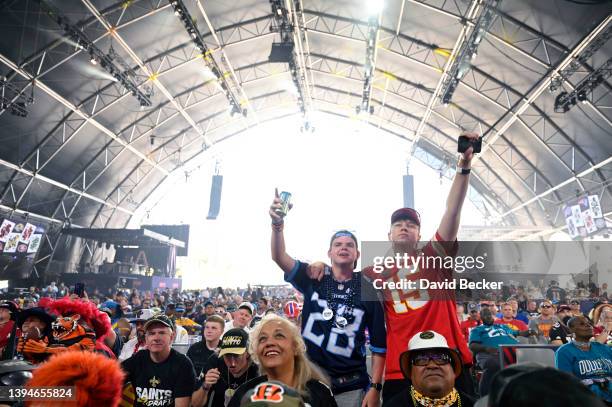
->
[438, 132, 479, 242]
[270, 189, 296, 274]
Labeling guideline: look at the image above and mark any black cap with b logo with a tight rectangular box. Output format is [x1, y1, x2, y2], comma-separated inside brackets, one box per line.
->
[219, 328, 249, 357]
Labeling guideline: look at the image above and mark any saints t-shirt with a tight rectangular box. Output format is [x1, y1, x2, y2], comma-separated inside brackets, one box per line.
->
[122, 349, 196, 407]
[187, 341, 216, 379]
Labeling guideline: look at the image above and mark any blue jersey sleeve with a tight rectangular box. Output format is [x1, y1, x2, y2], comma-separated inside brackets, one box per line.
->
[361, 275, 386, 354]
[284, 260, 313, 295]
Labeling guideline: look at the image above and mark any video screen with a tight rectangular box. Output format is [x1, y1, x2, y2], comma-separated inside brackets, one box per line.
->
[563, 195, 607, 240]
[0, 217, 46, 278]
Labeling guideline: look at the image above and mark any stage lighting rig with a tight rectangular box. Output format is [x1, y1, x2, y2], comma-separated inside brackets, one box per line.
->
[554, 57, 611, 113]
[0, 78, 34, 118]
[36, 0, 152, 107]
[358, 2, 382, 118]
[440, 0, 501, 105]
[169, 0, 245, 117]
[549, 24, 612, 92]
[269, 0, 309, 116]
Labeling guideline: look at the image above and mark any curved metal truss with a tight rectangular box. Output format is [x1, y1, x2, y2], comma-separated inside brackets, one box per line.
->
[0, 0, 610, 239]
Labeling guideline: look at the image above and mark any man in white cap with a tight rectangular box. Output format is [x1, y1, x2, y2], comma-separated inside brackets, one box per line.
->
[224, 302, 254, 333]
[385, 330, 474, 407]
[119, 308, 155, 360]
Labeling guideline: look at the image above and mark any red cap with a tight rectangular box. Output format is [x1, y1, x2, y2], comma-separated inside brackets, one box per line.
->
[391, 208, 421, 226]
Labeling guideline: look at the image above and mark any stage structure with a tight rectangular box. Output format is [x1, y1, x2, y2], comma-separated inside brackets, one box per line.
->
[17, 225, 190, 293]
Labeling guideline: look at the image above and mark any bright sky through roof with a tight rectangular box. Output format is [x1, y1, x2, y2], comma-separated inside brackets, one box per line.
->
[132, 113, 489, 288]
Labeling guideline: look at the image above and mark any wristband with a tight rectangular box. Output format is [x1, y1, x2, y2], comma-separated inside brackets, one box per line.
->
[457, 167, 471, 175]
[370, 382, 383, 392]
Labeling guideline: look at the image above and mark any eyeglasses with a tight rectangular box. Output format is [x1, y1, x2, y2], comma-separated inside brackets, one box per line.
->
[411, 351, 451, 366]
[541, 305, 552, 308]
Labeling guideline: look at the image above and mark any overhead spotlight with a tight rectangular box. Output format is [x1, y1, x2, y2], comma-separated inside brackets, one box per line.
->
[577, 90, 587, 104]
[554, 91, 570, 113]
[150, 135, 155, 146]
[90, 56, 97, 65]
[369, 106, 374, 114]
[456, 61, 470, 80]
[366, 0, 384, 15]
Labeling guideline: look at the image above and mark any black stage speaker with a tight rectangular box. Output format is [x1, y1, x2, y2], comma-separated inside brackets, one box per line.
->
[403, 175, 414, 209]
[269, 42, 294, 63]
[207, 175, 223, 220]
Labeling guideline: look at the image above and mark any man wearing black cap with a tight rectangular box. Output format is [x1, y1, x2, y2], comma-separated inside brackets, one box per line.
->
[119, 308, 155, 361]
[121, 314, 196, 407]
[16, 307, 54, 364]
[192, 328, 259, 407]
[550, 304, 573, 345]
[194, 301, 215, 325]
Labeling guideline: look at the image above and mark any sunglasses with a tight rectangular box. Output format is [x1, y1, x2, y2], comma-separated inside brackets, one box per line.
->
[541, 305, 552, 308]
[411, 351, 452, 366]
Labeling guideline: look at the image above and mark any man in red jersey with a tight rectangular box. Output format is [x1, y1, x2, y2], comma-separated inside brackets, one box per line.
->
[460, 304, 481, 343]
[308, 132, 480, 403]
[368, 133, 479, 402]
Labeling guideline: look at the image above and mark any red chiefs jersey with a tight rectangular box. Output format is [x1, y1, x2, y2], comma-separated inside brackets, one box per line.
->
[363, 232, 472, 381]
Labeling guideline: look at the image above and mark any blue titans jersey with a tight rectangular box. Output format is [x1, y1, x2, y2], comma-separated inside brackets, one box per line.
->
[285, 261, 386, 393]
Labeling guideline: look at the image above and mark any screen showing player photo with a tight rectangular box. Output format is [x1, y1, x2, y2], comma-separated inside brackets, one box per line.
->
[27, 234, 42, 253]
[0, 220, 15, 243]
[4, 233, 20, 253]
[20, 223, 36, 243]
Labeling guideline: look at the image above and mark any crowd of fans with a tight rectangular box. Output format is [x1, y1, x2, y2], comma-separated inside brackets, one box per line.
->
[0, 280, 609, 406]
[0, 133, 608, 407]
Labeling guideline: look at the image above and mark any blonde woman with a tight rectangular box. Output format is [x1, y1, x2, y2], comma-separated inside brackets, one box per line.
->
[228, 314, 337, 407]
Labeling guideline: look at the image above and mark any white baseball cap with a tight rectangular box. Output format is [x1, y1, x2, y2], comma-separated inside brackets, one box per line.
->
[399, 330, 462, 377]
[238, 302, 255, 315]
